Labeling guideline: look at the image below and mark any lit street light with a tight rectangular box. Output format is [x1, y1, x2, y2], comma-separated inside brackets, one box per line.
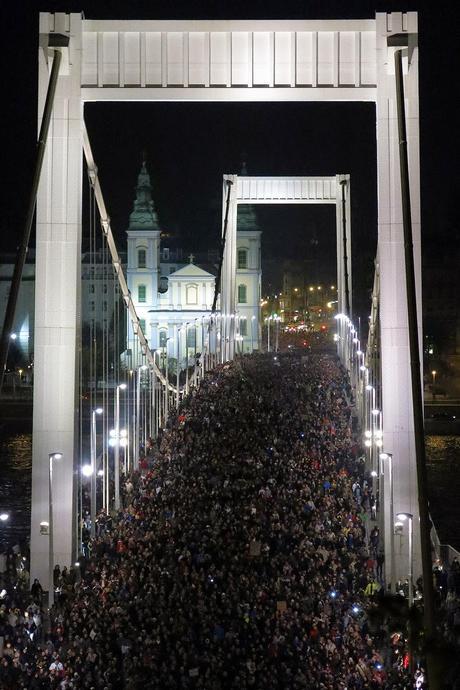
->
[380, 452, 396, 592]
[48, 452, 63, 607]
[396, 511, 414, 607]
[431, 370, 437, 401]
[114, 384, 127, 511]
[90, 407, 103, 537]
[0, 513, 9, 522]
[135, 366, 147, 471]
[266, 315, 272, 352]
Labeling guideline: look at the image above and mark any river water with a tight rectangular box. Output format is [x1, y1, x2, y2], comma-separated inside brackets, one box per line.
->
[0, 426, 459, 553]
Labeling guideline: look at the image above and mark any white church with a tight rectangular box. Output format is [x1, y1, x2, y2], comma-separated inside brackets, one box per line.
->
[126, 160, 261, 364]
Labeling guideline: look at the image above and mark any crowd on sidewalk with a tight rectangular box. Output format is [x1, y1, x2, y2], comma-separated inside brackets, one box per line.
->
[0, 351, 457, 687]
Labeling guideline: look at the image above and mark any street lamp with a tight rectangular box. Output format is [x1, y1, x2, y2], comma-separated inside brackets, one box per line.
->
[164, 337, 171, 420]
[0, 513, 9, 522]
[114, 384, 127, 511]
[396, 511, 414, 607]
[274, 315, 280, 352]
[380, 452, 395, 592]
[135, 366, 147, 471]
[48, 452, 63, 607]
[431, 370, 437, 401]
[90, 407, 103, 537]
[176, 327, 181, 409]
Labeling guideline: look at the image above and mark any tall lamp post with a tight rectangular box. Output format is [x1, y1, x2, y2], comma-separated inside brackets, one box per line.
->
[90, 407, 103, 537]
[396, 511, 414, 607]
[176, 327, 181, 408]
[380, 452, 395, 592]
[48, 452, 63, 607]
[164, 338, 171, 421]
[274, 315, 280, 352]
[114, 383, 127, 511]
[431, 370, 437, 401]
[135, 365, 147, 470]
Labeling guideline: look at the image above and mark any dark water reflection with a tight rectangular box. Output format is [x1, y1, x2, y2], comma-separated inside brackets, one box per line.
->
[0, 427, 32, 553]
[426, 435, 460, 550]
[0, 426, 458, 553]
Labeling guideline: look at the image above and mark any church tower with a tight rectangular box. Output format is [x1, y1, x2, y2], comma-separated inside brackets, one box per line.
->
[126, 158, 161, 359]
[236, 161, 262, 351]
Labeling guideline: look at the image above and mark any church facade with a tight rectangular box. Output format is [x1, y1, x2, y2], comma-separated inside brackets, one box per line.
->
[126, 161, 261, 366]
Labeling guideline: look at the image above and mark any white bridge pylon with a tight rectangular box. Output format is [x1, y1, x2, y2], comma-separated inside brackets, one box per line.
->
[32, 12, 422, 594]
[221, 174, 351, 361]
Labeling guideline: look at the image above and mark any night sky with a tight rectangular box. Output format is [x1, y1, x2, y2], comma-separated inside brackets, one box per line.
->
[1, 0, 459, 319]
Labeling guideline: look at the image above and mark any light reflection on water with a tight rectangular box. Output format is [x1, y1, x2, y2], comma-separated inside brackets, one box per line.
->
[0, 428, 458, 552]
[426, 435, 460, 550]
[0, 430, 32, 552]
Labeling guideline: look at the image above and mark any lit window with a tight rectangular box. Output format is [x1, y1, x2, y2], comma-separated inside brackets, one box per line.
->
[240, 319, 247, 336]
[138, 249, 146, 268]
[138, 285, 146, 303]
[238, 284, 247, 304]
[238, 249, 248, 269]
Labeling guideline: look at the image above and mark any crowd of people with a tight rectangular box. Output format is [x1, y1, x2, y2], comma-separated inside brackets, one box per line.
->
[0, 350, 457, 687]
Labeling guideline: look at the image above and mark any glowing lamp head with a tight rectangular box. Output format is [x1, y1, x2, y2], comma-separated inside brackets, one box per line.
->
[118, 383, 127, 391]
[0, 513, 9, 522]
[81, 464, 93, 477]
[396, 512, 413, 522]
[95, 407, 103, 415]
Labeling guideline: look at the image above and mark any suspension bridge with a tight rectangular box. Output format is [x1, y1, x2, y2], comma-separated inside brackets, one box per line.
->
[0, 9, 436, 643]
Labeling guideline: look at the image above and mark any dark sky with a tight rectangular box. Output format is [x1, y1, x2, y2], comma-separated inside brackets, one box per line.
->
[1, 0, 459, 316]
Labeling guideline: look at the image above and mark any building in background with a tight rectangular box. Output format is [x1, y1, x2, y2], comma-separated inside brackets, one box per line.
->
[125, 160, 262, 362]
[0, 161, 262, 381]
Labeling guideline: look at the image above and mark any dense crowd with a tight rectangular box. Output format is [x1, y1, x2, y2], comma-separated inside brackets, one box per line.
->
[0, 351, 456, 688]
